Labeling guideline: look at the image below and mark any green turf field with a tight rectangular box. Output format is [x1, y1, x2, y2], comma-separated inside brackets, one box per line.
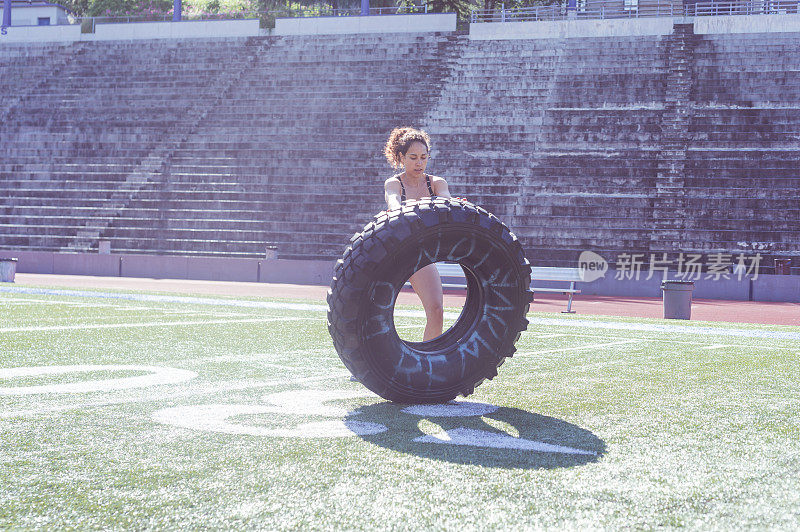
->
[2, 286, 800, 529]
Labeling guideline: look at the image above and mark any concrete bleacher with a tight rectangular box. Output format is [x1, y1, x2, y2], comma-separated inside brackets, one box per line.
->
[425, 35, 666, 266]
[0, 23, 798, 271]
[682, 31, 800, 259]
[88, 32, 463, 259]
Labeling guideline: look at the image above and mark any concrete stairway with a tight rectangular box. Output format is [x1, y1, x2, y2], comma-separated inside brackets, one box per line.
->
[424, 35, 667, 267]
[95, 32, 465, 259]
[1, 25, 798, 271]
[1, 37, 276, 253]
[683, 31, 800, 265]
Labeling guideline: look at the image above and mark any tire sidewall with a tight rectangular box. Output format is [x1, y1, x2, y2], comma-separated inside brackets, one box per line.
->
[344, 202, 530, 402]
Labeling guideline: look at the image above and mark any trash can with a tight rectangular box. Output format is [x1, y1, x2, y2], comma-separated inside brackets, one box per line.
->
[774, 258, 791, 275]
[661, 279, 694, 320]
[0, 258, 19, 283]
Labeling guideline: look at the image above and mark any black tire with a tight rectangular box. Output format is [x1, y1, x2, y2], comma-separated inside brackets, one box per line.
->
[327, 197, 533, 404]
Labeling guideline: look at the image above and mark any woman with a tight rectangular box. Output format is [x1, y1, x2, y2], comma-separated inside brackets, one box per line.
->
[383, 127, 452, 342]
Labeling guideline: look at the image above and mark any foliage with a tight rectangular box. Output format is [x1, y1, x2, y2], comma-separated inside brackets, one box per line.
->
[87, 0, 172, 17]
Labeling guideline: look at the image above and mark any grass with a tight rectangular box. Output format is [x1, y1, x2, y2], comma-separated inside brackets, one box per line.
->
[1, 287, 799, 529]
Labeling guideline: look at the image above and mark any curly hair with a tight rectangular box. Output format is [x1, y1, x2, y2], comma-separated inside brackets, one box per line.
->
[384, 127, 431, 169]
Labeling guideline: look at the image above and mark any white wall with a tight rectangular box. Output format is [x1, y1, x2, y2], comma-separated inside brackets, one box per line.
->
[469, 14, 677, 40]
[0, 23, 81, 42]
[470, 12, 800, 40]
[274, 13, 457, 35]
[694, 13, 800, 34]
[92, 19, 261, 40]
[0, 5, 64, 27]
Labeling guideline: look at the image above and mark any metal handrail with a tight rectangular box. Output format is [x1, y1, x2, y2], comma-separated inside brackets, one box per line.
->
[689, 0, 800, 15]
[470, 0, 800, 22]
[14, 0, 799, 31]
[274, 5, 429, 18]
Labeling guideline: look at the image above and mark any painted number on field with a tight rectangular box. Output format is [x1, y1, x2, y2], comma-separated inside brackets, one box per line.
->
[153, 389, 388, 438]
[153, 390, 595, 455]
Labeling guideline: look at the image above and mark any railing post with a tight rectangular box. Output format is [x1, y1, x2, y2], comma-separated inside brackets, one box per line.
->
[172, 0, 182, 21]
[501, 2, 505, 22]
[2, 0, 12, 28]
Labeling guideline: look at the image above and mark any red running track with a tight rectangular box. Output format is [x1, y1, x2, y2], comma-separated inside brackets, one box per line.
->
[9, 274, 800, 327]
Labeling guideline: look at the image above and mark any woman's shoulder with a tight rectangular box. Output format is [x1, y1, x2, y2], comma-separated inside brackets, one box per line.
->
[384, 174, 403, 187]
[427, 174, 448, 185]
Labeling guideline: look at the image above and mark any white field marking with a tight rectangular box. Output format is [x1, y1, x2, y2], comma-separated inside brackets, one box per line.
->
[189, 349, 336, 364]
[153, 404, 387, 438]
[521, 330, 798, 351]
[0, 286, 331, 313]
[0, 365, 197, 396]
[0, 298, 118, 308]
[526, 316, 800, 341]
[525, 333, 570, 339]
[0, 372, 351, 419]
[4, 285, 798, 340]
[261, 389, 372, 417]
[481, 416, 520, 438]
[700, 344, 735, 350]
[204, 360, 296, 372]
[189, 353, 288, 367]
[0, 316, 315, 333]
[402, 401, 499, 418]
[154, 389, 387, 438]
[413, 427, 596, 455]
[515, 339, 643, 357]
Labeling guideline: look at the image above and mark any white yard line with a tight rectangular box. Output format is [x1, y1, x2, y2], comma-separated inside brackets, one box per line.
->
[2, 286, 798, 340]
[700, 344, 735, 350]
[0, 298, 119, 308]
[0, 286, 329, 313]
[516, 339, 643, 357]
[0, 372, 352, 419]
[526, 317, 800, 341]
[0, 316, 316, 333]
[521, 330, 796, 350]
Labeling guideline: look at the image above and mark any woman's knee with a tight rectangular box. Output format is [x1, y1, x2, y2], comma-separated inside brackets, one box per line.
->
[426, 302, 444, 322]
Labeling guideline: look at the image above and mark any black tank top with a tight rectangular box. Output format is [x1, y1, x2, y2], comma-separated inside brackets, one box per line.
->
[399, 174, 434, 202]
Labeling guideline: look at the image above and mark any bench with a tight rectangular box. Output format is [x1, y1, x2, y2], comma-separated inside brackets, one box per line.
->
[405, 263, 582, 313]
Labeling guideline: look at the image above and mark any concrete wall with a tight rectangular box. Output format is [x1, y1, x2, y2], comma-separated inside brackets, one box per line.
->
[92, 19, 261, 40]
[0, 251, 336, 286]
[469, 13, 800, 39]
[1, 251, 797, 301]
[694, 13, 800, 33]
[547, 269, 799, 302]
[0, 19, 261, 43]
[0, 23, 81, 42]
[469, 14, 678, 40]
[274, 13, 457, 35]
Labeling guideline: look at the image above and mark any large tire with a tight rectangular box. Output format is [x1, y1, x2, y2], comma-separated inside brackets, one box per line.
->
[327, 197, 533, 404]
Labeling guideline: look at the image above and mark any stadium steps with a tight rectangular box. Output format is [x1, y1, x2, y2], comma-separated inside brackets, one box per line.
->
[1, 29, 799, 266]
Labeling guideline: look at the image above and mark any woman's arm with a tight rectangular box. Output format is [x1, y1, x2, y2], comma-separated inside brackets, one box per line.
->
[431, 176, 452, 199]
[384, 178, 403, 210]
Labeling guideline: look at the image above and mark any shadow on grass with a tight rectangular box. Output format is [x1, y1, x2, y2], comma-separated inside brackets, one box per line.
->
[345, 401, 605, 469]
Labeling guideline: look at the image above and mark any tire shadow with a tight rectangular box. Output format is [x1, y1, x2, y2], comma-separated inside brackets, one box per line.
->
[344, 401, 606, 470]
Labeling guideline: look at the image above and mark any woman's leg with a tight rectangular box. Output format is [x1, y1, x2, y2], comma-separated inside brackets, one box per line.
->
[408, 263, 444, 341]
